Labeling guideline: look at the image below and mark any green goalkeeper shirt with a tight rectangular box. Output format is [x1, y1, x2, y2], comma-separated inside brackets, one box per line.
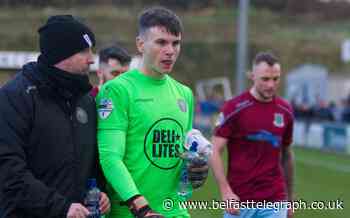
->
[97, 69, 194, 217]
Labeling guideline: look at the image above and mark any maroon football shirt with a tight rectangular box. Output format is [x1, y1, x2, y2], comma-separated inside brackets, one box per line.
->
[90, 86, 99, 98]
[214, 91, 294, 202]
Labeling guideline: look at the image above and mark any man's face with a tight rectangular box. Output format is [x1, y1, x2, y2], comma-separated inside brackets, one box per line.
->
[98, 58, 128, 83]
[58, 48, 95, 75]
[137, 26, 181, 76]
[251, 61, 281, 101]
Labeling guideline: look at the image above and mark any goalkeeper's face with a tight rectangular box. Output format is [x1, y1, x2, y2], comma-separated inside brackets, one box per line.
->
[137, 26, 181, 77]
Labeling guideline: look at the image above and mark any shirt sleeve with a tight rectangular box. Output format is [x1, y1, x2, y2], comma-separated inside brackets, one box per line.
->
[97, 129, 140, 201]
[96, 82, 140, 201]
[186, 87, 194, 133]
[96, 82, 129, 131]
[214, 102, 237, 139]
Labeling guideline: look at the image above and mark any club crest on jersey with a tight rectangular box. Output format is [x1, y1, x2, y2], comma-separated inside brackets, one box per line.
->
[273, 113, 284, 128]
[177, 99, 187, 112]
[98, 98, 114, 119]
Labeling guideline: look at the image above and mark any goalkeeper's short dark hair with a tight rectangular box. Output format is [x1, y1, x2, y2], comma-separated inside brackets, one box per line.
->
[138, 6, 183, 37]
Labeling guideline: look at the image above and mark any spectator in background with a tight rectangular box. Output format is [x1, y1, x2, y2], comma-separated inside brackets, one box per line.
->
[91, 44, 131, 97]
[199, 84, 225, 116]
[195, 85, 225, 136]
[331, 99, 346, 122]
[0, 15, 110, 217]
[210, 52, 295, 218]
[312, 100, 334, 122]
[341, 97, 350, 122]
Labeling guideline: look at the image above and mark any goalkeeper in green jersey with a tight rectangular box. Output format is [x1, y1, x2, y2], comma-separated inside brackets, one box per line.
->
[96, 7, 209, 218]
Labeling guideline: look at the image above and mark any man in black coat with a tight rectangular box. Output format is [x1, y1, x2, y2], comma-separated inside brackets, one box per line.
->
[0, 15, 110, 218]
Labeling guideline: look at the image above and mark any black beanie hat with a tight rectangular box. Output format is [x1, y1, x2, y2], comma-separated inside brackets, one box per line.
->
[38, 15, 96, 65]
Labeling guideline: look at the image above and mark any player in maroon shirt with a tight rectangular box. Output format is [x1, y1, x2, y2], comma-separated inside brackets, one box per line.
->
[91, 45, 131, 97]
[210, 52, 295, 218]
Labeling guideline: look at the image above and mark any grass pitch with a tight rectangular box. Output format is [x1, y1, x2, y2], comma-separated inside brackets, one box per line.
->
[189, 147, 350, 218]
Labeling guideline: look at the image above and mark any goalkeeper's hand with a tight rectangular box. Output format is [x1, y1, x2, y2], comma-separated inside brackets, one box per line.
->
[126, 195, 164, 218]
[182, 129, 211, 189]
[186, 155, 209, 189]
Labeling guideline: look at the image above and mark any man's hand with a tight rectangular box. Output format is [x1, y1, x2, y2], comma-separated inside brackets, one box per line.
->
[221, 186, 240, 215]
[186, 156, 209, 189]
[183, 129, 211, 189]
[99, 192, 111, 215]
[126, 195, 164, 218]
[66, 203, 89, 218]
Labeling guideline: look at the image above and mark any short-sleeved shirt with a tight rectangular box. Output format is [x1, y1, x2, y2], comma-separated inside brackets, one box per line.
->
[214, 91, 294, 202]
[97, 69, 194, 217]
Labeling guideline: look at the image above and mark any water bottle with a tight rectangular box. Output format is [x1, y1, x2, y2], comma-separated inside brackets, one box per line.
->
[177, 162, 192, 200]
[177, 145, 198, 200]
[177, 129, 212, 200]
[85, 178, 101, 218]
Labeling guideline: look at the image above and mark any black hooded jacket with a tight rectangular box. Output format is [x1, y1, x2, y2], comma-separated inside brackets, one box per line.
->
[0, 61, 103, 218]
